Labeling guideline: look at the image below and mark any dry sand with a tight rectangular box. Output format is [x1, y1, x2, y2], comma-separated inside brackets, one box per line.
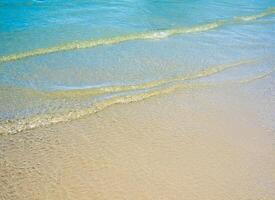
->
[1, 75, 275, 200]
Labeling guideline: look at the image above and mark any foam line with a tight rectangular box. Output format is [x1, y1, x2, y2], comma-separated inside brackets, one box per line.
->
[0, 8, 274, 64]
[1, 60, 270, 135]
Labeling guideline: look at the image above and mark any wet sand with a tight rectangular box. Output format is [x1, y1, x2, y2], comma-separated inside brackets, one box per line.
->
[1, 75, 275, 200]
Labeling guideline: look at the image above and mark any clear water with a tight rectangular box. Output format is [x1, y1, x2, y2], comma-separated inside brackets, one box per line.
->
[0, 0, 275, 133]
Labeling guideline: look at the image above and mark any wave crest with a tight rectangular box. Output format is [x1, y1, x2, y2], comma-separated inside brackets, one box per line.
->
[0, 8, 274, 64]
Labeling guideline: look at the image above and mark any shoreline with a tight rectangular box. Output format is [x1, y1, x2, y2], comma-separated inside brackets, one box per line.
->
[1, 74, 275, 199]
[1, 58, 272, 135]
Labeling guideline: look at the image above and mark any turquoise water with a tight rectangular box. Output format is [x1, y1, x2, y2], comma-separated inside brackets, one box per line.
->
[0, 0, 275, 133]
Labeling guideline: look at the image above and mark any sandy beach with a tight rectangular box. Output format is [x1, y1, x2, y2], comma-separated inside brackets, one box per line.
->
[1, 73, 274, 200]
[1, 1, 275, 199]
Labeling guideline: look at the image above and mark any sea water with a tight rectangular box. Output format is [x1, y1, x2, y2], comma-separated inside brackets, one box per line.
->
[0, 0, 275, 133]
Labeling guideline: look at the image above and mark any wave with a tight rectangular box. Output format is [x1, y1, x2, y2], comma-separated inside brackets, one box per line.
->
[239, 68, 275, 84]
[0, 7, 274, 64]
[234, 7, 275, 22]
[0, 59, 256, 100]
[45, 59, 256, 99]
[1, 59, 272, 135]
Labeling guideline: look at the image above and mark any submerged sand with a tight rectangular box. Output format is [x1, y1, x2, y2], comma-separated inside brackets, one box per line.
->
[1, 75, 275, 200]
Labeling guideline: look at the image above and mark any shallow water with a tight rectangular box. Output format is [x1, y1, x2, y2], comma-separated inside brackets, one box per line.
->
[0, 0, 275, 133]
[1, 2, 275, 199]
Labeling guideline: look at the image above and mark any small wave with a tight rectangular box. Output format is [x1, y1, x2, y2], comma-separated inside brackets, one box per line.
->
[0, 7, 274, 64]
[0, 59, 266, 135]
[0, 81, 210, 135]
[0, 60, 255, 104]
[145, 31, 170, 39]
[1, 68, 274, 135]
[234, 7, 275, 22]
[239, 68, 275, 84]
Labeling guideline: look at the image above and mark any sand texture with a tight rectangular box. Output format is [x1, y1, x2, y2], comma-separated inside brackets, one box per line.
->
[1, 75, 275, 200]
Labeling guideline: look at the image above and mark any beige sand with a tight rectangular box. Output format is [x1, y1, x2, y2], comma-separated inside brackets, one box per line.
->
[1, 76, 275, 200]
